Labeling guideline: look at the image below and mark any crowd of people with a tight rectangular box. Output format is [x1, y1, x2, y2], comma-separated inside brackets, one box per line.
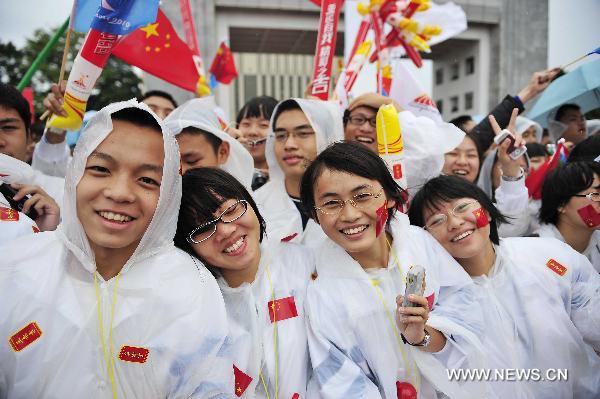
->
[0, 63, 599, 399]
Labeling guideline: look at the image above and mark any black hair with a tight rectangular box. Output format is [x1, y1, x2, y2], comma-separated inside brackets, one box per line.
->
[408, 175, 508, 245]
[300, 141, 407, 223]
[449, 115, 474, 132]
[235, 96, 278, 125]
[567, 135, 600, 163]
[111, 107, 162, 133]
[141, 90, 178, 108]
[539, 161, 600, 225]
[173, 167, 267, 272]
[526, 142, 549, 159]
[179, 126, 223, 155]
[0, 82, 32, 132]
[555, 103, 581, 122]
[271, 99, 302, 128]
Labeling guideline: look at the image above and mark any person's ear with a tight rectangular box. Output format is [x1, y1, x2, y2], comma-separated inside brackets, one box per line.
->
[217, 141, 230, 165]
[387, 198, 396, 210]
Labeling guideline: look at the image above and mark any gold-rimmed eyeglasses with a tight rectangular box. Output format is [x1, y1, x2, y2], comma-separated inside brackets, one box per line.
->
[314, 189, 384, 216]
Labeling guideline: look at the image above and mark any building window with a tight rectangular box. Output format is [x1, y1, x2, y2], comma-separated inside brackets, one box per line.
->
[465, 92, 474, 110]
[450, 96, 459, 112]
[244, 75, 258, 102]
[450, 63, 459, 80]
[435, 68, 444, 85]
[436, 100, 443, 114]
[465, 56, 475, 75]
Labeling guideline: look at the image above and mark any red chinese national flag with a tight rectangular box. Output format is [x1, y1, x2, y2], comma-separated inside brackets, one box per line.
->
[209, 42, 238, 84]
[112, 9, 210, 96]
[268, 296, 298, 323]
[233, 365, 252, 397]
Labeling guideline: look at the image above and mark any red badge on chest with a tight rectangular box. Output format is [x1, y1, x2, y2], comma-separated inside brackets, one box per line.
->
[118, 345, 149, 363]
[268, 296, 298, 323]
[546, 258, 567, 276]
[0, 207, 19, 222]
[281, 232, 299, 242]
[9, 322, 42, 352]
[233, 364, 252, 397]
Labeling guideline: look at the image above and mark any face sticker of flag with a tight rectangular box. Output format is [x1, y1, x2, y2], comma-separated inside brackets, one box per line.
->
[472, 207, 488, 228]
[577, 204, 600, 228]
[233, 364, 252, 397]
[267, 296, 298, 323]
[375, 200, 388, 237]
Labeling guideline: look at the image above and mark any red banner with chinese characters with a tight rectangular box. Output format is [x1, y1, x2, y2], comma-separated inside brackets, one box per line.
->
[310, 0, 343, 100]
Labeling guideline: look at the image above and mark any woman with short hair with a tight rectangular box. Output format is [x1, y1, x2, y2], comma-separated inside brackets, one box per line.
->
[409, 174, 600, 398]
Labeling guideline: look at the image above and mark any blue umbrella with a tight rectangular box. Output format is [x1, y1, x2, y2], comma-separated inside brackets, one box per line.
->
[527, 56, 600, 128]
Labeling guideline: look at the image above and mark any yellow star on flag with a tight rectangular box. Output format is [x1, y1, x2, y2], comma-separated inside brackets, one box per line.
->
[140, 22, 159, 39]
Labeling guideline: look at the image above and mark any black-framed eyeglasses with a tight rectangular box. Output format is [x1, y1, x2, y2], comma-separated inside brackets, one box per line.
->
[347, 114, 377, 128]
[314, 188, 384, 216]
[573, 192, 600, 202]
[186, 200, 249, 244]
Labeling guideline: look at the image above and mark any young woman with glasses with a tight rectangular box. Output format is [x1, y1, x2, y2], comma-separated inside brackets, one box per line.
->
[409, 174, 600, 398]
[300, 141, 486, 398]
[173, 167, 315, 399]
[537, 161, 600, 272]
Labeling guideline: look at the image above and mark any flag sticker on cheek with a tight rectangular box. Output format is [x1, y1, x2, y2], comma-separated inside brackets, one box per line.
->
[472, 207, 489, 228]
[577, 204, 600, 228]
[375, 200, 389, 237]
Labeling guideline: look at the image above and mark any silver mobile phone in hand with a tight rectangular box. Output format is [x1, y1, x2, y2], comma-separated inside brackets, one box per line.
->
[494, 129, 527, 160]
[402, 265, 425, 308]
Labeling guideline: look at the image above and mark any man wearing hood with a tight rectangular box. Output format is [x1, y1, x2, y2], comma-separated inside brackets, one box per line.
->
[548, 103, 588, 145]
[253, 98, 344, 246]
[164, 97, 255, 190]
[0, 100, 232, 398]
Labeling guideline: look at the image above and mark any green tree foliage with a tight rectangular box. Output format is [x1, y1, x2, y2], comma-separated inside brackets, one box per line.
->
[0, 26, 142, 117]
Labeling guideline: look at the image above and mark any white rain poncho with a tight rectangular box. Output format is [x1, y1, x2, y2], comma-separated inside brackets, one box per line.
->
[0, 99, 232, 399]
[515, 116, 543, 143]
[0, 152, 64, 208]
[306, 213, 486, 398]
[476, 149, 531, 237]
[536, 223, 600, 273]
[472, 237, 600, 398]
[397, 111, 464, 195]
[217, 239, 314, 398]
[0, 199, 38, 242]
[253, 98, 344, 247]
[164, 98, 254, 190]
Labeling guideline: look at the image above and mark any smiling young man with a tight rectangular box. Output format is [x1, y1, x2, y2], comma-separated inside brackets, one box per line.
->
[343, 93, 401, 153]
[0, 83, 64, 207]
[253, 98, 344, 246]
[0, 100, 232, 397]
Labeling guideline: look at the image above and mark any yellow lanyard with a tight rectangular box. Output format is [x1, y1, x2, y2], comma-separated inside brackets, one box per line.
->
[94, 271, 121, 399]
[259, 261, 279, 399]
[369, 238, 421, 391]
